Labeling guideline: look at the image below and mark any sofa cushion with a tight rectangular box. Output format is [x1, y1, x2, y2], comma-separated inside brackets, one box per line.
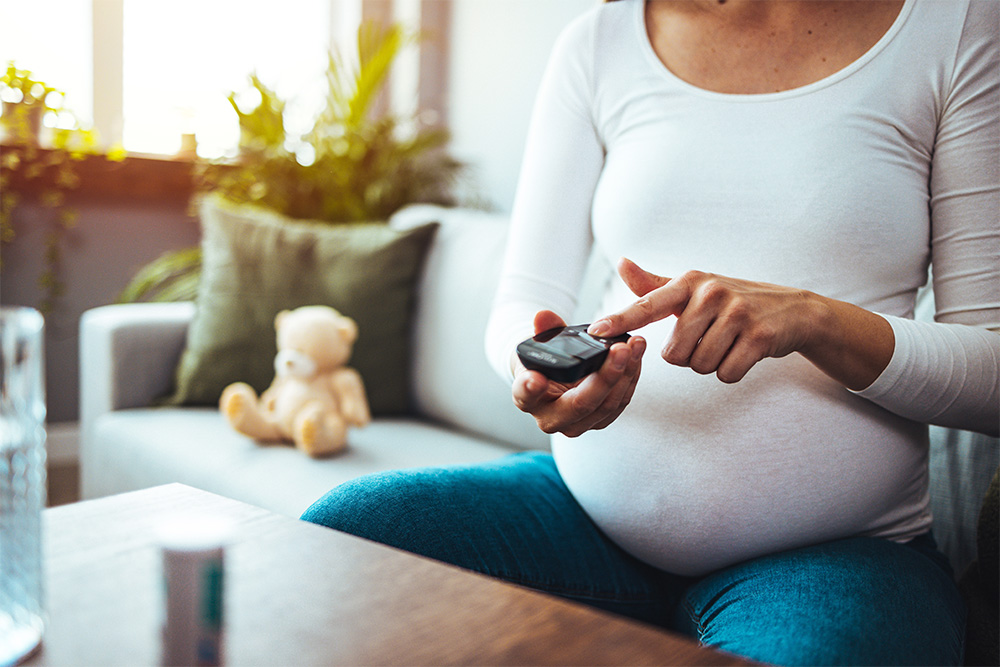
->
[167, 197, 437, 415]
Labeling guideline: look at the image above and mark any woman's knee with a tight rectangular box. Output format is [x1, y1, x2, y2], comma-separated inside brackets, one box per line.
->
[300, 468, 454, 550]
[300, 453, 593, 578]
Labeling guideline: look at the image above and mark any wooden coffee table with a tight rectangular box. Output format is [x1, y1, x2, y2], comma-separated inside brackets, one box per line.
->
[24, 484, 746, 666]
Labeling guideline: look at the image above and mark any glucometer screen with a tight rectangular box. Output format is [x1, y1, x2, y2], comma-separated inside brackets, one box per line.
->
[548, 331, 605, 356]
[517, 324, 630, 383]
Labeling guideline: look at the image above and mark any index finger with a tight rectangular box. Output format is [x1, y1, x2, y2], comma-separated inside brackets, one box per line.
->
[589, 272, 691, 337]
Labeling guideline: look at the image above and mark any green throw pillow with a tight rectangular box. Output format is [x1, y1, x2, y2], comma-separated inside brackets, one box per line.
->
[166, 197, 438, 415]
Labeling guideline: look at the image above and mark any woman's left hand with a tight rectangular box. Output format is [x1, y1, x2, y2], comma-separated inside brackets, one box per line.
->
[587, 258, 894, 389]
[512, 310, 646, 437]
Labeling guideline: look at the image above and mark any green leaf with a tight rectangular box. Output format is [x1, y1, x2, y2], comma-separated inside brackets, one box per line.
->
[348, 22, 406, 127]
[117, 246, 203, 303]
[228, 73, 286, 153]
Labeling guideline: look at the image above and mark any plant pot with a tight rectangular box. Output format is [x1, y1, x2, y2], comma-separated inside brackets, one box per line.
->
[1, 102, 43, 145]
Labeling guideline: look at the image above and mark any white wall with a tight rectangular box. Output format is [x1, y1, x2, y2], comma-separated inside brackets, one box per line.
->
[0, 200, 200, 424]
[447, 0, 598, 212]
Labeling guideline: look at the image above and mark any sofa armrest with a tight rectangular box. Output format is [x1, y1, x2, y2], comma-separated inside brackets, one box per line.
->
[79, 302, 195, 427]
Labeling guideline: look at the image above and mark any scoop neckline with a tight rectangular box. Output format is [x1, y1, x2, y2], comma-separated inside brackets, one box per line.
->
[633, 0, 914, 103]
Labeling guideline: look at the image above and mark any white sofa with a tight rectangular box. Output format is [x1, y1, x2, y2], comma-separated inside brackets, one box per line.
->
[79, 206, 611, 519]
[79, 205, 997, 579]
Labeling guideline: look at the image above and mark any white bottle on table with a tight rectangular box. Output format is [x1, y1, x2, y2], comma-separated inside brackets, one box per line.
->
[157, 516, 233, 667]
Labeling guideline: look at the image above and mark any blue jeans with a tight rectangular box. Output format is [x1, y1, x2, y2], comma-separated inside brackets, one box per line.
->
[301, 451, 965, 666]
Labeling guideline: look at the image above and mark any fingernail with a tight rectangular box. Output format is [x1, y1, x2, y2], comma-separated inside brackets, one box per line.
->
[588, 319, 611, 336]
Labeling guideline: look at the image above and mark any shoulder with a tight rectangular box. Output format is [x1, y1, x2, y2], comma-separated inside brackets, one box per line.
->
[545, 0, 645, 99]
[538, 1, 636, 104]
[904, 0, 996, 51]
[929, 0, 999, 112]
[552, 0, 637, 59]
[880, 0, 995, 112]
[955, 0, 998, 67]
[964, 0, 1000, 32]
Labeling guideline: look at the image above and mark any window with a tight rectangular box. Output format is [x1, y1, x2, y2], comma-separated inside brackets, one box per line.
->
[1, 1, 435, 159]
[0, 0, 93, 129]
[122, 0, 331, 158]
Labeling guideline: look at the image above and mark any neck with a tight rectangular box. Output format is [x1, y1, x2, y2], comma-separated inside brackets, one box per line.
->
[643, 0, 906, 95]
[667, 0, 821, 20]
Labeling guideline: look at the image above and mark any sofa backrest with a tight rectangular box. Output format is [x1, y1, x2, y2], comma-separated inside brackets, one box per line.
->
[392, 205, 613, 450]
[391, 205, 550, 450]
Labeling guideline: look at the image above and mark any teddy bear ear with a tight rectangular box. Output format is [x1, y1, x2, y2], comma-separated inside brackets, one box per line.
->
[274, 310, 291, 330]
[340, 318, 359, 343]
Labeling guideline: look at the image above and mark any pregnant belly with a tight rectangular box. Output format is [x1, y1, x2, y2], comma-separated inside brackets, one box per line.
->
[551, 353, 929, 576]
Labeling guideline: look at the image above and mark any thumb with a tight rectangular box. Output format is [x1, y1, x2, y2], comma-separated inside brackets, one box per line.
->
[618, 257, 670, 297]
[533, 309, 567, 335]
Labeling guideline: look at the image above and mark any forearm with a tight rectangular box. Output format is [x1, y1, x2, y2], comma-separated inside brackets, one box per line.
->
[799, 294, 895, 392]
[853, 315, 1000, 436]
[801, 294, 999, 435]
[486, 298, 553, 383]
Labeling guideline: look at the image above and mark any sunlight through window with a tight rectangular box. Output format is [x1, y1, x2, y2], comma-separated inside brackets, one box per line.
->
[0, 0, 93, 130]
[122, 0, 331, 158]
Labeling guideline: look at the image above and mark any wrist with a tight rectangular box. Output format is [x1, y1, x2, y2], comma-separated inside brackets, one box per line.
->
[796, 293, 894, 391]
[797, 291, 838, 358]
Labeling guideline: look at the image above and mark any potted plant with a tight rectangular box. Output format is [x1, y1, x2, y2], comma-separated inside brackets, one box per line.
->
[1, 62, 126, 313]
[1, 62, 62, 145]
[120, 21, 462, 303]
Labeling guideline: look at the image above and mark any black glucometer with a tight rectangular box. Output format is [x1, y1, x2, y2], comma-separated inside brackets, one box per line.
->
[516, 324, 631, 383]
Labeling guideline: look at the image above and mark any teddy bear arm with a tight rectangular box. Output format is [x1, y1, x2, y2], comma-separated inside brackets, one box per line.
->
[265, 376, 301, 415]
[330, 369, 371, 427]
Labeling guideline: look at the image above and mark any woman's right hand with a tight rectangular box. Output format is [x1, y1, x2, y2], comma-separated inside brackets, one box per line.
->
[511, 310, 646, 438]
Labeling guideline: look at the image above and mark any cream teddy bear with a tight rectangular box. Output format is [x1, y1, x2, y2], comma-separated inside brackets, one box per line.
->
[219, 305, 370, 457]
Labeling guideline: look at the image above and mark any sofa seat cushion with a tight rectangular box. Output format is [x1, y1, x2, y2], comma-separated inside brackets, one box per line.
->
[84, 408, 523, 518]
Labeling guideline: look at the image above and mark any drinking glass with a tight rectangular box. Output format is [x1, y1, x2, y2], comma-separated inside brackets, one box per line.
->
[1, 307, 46, 666]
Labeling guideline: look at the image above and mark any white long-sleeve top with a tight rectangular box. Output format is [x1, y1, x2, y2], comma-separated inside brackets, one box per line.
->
[485, 0, 999, 576]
